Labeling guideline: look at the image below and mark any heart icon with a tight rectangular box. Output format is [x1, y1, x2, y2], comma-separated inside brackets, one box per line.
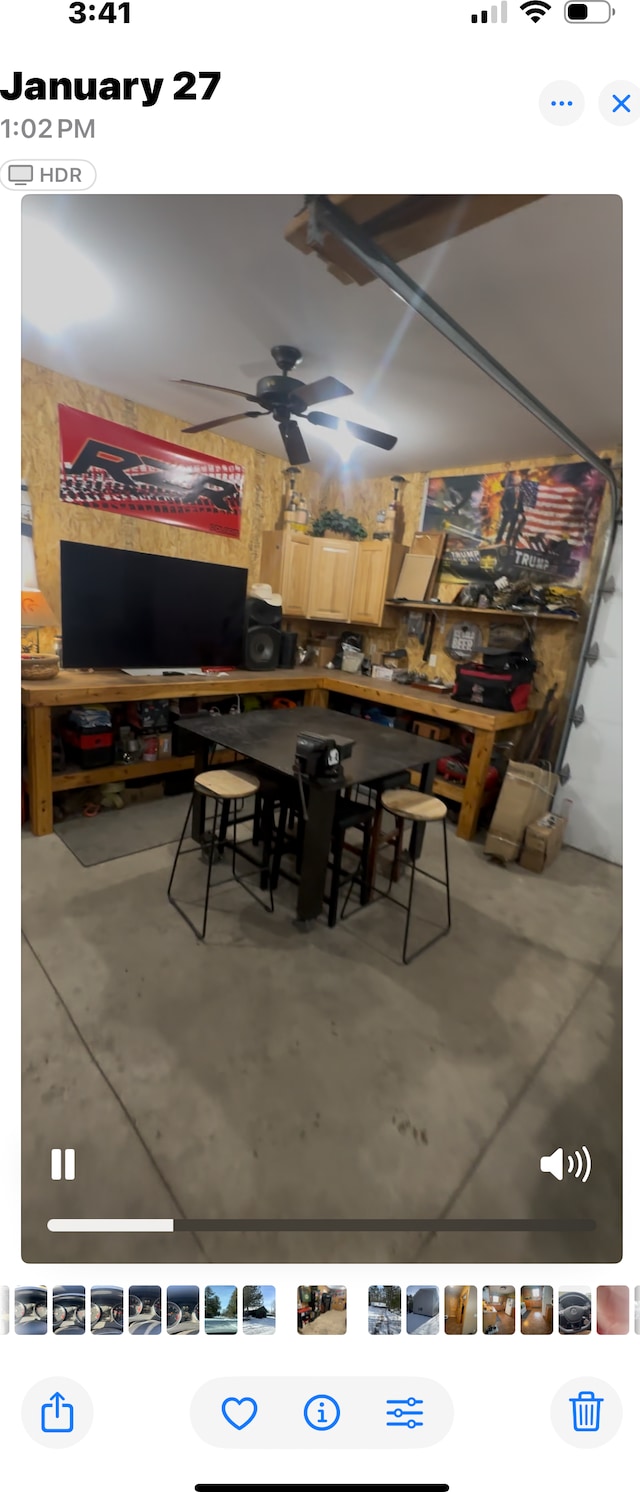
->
[221, 1396, 258, 1431]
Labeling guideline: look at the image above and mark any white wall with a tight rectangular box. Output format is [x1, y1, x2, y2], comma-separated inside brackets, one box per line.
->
[561, 526, 622, 865]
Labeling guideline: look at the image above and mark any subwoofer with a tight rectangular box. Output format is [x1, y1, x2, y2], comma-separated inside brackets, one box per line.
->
[278, 631, 298, 669]
[244, 595, 282, 670]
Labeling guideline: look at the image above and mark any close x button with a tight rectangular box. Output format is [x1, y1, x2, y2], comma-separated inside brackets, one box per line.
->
[599, 79, 639, 124]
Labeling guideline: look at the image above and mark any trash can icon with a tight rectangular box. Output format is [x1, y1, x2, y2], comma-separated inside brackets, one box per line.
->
[569, 1390, 604, 1432]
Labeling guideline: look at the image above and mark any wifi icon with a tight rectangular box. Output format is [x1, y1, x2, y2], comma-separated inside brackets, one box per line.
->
[521, 0, 551, 18]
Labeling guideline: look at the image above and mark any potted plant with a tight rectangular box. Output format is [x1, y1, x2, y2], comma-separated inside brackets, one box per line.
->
[311, 509, 367, 541]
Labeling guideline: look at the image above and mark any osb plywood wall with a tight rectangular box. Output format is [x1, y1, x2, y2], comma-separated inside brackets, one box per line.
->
[305, 453, 620, 726]
[22, 357, 619, 738]
[22, 359, 324, 648]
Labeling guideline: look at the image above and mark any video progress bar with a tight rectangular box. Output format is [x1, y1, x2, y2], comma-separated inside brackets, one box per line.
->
[48, 1216, 596, 1233]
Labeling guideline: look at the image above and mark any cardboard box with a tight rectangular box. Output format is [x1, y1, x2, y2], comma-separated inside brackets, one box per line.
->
[485, 762, 558, 863]
[123, 782, 165, 806]
[413, 720, 451, 742]
[393, 552, 435, 602]
[520, 815, 567, 873]
[313, 639, 339, 667]
[372, 665, 395, 680]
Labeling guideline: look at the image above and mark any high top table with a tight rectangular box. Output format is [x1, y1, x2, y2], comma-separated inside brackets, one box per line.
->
[181, 705, 446, 924]
[21, 667, 535, 841]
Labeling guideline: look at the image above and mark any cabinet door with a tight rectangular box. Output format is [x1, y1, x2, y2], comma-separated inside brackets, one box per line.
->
[350, 540, 390, 626]
[281, 532, 312, 616]
[308, 538, 357, 621]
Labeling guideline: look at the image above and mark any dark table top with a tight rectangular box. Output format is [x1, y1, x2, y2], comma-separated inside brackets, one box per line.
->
[182, 706, 446, 788]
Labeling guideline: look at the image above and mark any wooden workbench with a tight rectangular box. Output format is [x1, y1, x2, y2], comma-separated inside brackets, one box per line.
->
[21, 667, 534, 841]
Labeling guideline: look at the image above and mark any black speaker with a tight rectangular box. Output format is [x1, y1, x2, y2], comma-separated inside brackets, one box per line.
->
[244, 595, 282, 670]
[279, 631, 298, 669]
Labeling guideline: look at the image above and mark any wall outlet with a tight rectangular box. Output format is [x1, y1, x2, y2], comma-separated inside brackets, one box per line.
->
[429, 654, 437, 668]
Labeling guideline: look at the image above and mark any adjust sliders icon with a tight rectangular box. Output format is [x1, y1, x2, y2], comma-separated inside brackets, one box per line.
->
[540, 1145, 592, 1182]
[387, 1396, 424, 1430]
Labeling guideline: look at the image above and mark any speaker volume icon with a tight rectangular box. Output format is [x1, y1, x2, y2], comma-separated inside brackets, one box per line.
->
[540, 1145, 592, 1182]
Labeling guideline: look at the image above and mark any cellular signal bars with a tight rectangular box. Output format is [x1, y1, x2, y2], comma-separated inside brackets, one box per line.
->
[471, 3, 508, 19]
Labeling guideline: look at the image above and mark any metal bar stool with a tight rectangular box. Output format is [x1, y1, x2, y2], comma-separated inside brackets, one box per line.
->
[167, 768, 274, 940]
[343, 788, 451, 964]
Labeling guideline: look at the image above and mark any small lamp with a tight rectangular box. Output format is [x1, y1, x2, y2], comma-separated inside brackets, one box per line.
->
[21, 481, 59, 678]
[282, 465, 307, 531]
[388, 473, 408, 540]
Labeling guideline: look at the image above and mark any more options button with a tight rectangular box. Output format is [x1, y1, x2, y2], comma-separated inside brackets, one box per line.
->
[191, 1378, 454, 1449]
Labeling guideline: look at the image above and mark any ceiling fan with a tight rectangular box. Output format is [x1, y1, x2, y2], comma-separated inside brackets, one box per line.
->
[176, 345, 397, 465]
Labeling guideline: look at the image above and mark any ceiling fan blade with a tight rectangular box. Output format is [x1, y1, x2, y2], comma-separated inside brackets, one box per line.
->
[345, 420, 398, 451]
[305, 410, 339, 430]
[182, 411, 266, 434]
[175, 378, 262, 404]
[279, 420, 309, 465]
[295, 375, 353, 407]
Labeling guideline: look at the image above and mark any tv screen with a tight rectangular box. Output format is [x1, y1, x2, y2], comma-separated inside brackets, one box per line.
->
[60, 541, 247, 669]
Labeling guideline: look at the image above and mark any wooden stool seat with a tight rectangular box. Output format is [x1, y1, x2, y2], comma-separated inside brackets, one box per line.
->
[381, 789, 447, 823]
[195, 769, 260, 800]
[168, 767, 272, 938]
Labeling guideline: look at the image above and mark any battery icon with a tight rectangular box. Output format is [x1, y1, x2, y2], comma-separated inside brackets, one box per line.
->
[565, 2, 614, 19]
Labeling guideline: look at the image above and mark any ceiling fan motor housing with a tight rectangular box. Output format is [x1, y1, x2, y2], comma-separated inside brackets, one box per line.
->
[256, 373, 307, 415]
[271, 344, 302, 374]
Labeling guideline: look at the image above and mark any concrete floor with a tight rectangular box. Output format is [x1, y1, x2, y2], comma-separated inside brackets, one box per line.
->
[21, 799, 622, 1265]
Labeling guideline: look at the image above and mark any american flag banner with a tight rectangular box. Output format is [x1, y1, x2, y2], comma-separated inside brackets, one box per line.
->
[421, 460, 606, 591]
[522, 481, 591, 547]
[58, 405, 244, 539]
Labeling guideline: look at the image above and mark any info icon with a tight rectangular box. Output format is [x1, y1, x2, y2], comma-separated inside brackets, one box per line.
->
[303, 1393, 341, 1431]
[539, 80, 585, 124]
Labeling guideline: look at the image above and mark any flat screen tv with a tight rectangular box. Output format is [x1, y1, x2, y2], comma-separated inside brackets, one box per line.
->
[60, 541, 247, 669]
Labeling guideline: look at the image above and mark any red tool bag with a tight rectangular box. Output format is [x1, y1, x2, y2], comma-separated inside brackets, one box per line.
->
[437, 755, 501, 794]
[451, 649, 535, 712]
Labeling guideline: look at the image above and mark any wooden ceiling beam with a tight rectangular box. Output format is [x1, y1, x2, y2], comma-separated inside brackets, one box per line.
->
[284, 194, 544, 285]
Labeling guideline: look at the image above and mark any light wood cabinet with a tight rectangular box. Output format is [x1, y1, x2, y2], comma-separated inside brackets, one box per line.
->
[350, 540, 407, 626]
[259, 532, 407, 625]
[259, 530, 312, 617]
[307, 537, 357, 621]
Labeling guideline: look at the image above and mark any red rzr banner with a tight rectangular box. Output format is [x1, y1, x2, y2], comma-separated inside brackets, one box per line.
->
[58, 405, 244, 538]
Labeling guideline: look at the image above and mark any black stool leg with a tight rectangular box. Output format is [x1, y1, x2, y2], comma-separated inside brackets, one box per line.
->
[402, 853, 418, 966]
[167, 790, 197, 901]
[260, 794, 275, 891]
[232, 795, 274, 913]
[328, 827, 345, 928]
[360, 818, 372, 906]
[270, 797, 289, 891]
[217, 799, 231, 856]
[200, 798, 219, 941]
[443, 817, 451, 929]
[252, 793, 262, 847]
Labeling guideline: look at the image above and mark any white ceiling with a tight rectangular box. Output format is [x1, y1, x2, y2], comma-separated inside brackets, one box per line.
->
[22, 194, 622, 476]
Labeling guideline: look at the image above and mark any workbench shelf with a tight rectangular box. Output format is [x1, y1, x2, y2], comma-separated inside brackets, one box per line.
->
[49, 747, 237, 793]
[23, 668, 535, 842]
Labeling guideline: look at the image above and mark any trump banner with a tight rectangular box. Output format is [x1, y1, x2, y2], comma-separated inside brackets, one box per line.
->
[421, 460, 607, 595]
